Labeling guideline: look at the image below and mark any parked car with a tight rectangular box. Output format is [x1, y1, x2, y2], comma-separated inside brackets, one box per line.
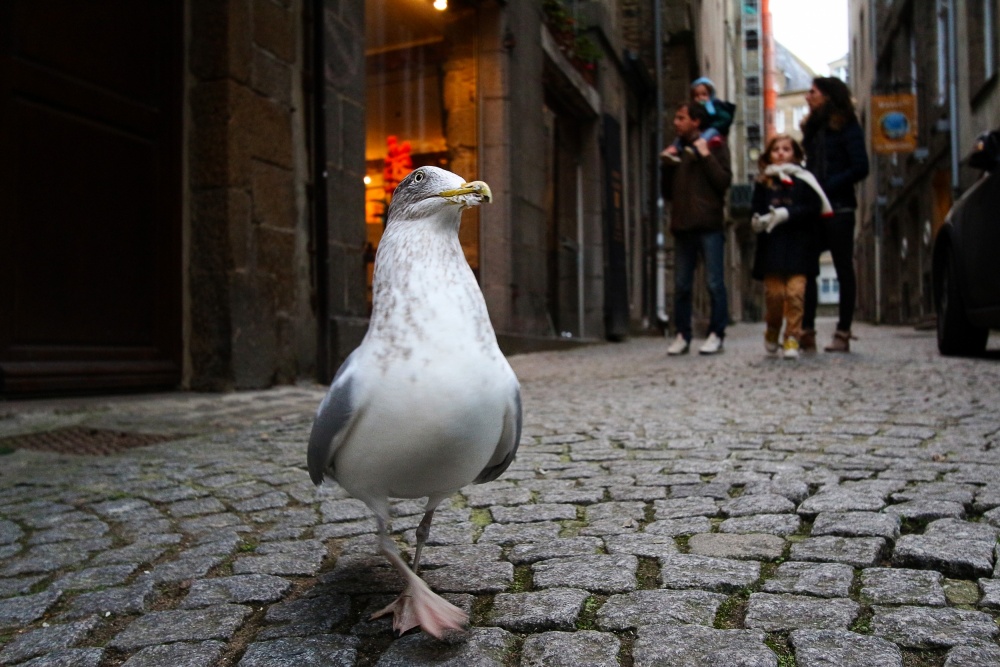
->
[933, 129, 1000, 356]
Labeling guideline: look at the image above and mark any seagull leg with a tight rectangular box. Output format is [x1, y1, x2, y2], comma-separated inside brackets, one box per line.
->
[370, 515, 468, 640]
[412, 496, 445, 575]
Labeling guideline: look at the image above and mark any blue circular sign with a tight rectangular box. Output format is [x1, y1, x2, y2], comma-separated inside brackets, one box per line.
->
[881, 111, 909, 140]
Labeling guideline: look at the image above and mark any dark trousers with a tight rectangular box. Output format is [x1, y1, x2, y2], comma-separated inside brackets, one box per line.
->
[673, 230, 729, 341]
[803, 211, 856, 332]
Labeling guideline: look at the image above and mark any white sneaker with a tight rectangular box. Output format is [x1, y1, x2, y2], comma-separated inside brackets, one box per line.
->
[666, 334, 690, 355]
[783, 338, 800, 360]
[764, 329, 780, 355]
[699, 332, 724, 355]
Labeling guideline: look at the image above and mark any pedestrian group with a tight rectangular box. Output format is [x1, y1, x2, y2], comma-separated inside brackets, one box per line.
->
[661, 76, 870, 358]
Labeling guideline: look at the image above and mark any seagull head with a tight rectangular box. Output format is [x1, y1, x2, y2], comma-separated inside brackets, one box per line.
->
[387, 167, 492, 226]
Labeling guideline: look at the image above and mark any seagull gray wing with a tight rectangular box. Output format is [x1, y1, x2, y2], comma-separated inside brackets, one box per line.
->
[307, 350, 360, 485]
[474, 384, 522, 484]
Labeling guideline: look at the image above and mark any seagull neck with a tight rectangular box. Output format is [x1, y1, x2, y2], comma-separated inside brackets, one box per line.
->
[378, 214, 464, 258]
[369, 217, 489, 345]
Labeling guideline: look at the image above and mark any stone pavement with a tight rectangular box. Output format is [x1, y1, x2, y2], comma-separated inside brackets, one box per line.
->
[1, 320, 999, 667]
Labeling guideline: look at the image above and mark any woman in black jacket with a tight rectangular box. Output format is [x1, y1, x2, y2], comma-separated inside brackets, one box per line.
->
[800, 77, 870, 353]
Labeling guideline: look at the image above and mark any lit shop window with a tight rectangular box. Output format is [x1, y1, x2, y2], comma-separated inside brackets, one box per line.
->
[365, 0, 480, 307]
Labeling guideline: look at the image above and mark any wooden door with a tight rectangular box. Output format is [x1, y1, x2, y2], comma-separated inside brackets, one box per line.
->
[0, 1, 182, 394]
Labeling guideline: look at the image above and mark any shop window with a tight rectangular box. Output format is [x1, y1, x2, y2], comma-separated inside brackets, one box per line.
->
[365, 0, 480, 307]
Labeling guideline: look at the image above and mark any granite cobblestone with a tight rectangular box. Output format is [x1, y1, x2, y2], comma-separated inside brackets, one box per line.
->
[1, 322, 999, 665]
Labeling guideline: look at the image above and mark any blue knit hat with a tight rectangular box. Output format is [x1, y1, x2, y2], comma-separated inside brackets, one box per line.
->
[690, 77, 717, 115]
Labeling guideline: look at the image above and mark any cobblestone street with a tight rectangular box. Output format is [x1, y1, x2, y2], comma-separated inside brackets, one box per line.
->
[2, 320, 1000, 667]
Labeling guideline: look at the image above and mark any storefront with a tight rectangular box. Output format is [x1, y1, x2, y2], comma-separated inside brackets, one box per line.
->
[1, 0, 662, 394]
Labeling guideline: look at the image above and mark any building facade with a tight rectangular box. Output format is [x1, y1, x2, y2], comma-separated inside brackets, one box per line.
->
[772, 41, 813, 142]
[849, 0, 999, 325]
[1, 0, 672, 395]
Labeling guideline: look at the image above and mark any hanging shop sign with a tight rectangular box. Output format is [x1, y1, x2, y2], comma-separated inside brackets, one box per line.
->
[872, 94, 917, 154]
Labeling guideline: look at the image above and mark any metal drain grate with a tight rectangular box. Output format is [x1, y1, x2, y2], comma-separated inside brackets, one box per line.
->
[0, 427, 177, 456]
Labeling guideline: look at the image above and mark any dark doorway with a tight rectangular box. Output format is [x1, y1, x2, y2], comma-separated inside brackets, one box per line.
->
[544, 105, 584, 338]
[0, 1, 183, 394]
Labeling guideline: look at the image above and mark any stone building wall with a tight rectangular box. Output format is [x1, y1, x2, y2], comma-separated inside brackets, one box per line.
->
[187, 0, 315, 390]
[481, 2, 545, 336]
[180, 0, 671, 388]
[443, 19, 481, 269]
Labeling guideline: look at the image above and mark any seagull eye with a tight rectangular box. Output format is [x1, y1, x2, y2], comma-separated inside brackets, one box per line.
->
[413, 171, 424, 183]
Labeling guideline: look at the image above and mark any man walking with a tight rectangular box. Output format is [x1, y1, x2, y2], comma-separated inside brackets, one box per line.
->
[661, 102, 733, 355]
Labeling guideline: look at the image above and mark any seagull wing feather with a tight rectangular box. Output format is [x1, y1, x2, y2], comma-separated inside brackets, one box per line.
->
[307, 350, 360, 485]
[473, 383, 522, 484]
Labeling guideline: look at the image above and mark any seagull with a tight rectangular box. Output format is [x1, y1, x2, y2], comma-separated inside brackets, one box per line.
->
[307, 166, 522, 640]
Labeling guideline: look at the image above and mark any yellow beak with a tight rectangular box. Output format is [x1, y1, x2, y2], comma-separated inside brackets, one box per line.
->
[439, 181, 492, 204]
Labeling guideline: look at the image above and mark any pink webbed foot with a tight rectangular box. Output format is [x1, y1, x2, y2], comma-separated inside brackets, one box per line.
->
[371, 578, 469, 641]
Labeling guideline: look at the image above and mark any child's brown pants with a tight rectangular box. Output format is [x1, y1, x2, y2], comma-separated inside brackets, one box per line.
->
[764, 274, 806, 342]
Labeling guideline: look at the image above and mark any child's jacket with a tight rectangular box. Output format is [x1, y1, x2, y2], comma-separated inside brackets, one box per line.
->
[750, 175, 823, 280]
[691, 76, 736, 137]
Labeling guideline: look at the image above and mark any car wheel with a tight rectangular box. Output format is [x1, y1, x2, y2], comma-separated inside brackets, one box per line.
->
[936, 251, 989, 356]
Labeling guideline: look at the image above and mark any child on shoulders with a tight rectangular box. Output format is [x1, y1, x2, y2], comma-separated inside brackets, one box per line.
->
[663, 77, 736, 161]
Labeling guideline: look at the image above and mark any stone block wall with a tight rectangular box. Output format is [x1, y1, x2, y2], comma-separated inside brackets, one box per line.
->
[444, 19, 481, 269]
[479, 2, 519, 335]
[491, 2, 554, 337]
[187, 0, 314, 390]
